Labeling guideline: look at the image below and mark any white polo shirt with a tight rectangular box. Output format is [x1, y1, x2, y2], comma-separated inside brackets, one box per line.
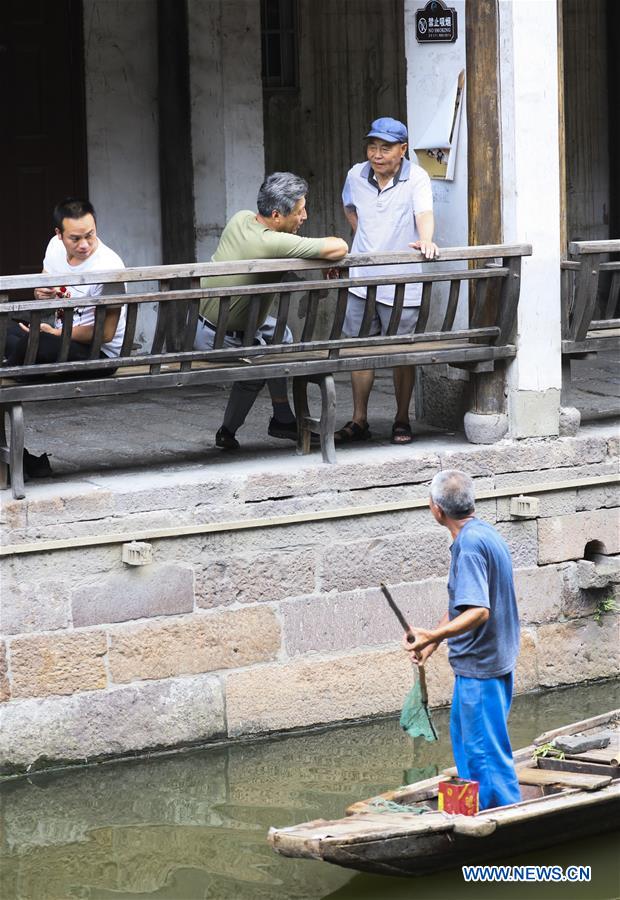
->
[342, 158, 433, 306]
[43, 236, 127, 357]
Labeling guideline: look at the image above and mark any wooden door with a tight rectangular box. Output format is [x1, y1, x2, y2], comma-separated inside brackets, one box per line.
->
[0, 0, 87, 277]
[262, 0, 406, 241]
[261, 0, 406, 337]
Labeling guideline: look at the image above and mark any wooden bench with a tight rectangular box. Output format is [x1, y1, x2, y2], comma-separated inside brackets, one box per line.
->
[561, 239, 620, 358]
[0, 243, 530, 498]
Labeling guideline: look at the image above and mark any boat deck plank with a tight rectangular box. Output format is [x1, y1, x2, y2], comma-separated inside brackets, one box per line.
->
[538, 757, 620, 778]
[516, 765, 612, 791]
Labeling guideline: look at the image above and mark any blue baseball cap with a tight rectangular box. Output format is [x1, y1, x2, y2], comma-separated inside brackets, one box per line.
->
[366, 117, 408, 143]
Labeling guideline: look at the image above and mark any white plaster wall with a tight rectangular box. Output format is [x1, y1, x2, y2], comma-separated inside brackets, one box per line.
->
[83, 1, 162, 269]
[404, 0, 468, 328]
[499, 0, 562, 434]
[83, 0, 162, 348]
[188, 0, 226, 260]
[189, 0, 264, 261]
[405, 0, 468, 246]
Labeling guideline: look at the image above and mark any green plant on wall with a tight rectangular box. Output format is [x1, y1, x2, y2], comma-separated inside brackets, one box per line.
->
[593, 594, 619, 625]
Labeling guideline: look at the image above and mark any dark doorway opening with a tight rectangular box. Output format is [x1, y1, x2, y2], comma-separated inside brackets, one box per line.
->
[562, 0, 614, 246]
[0, 0, 87, 278]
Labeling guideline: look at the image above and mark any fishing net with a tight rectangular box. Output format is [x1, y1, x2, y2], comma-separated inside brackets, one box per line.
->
[368, 796, 433, 815]
[400, 677, 437, 742]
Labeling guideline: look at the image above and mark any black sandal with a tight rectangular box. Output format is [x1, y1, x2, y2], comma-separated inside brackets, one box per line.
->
[391, 421, 413, 444]
[334, 421, 371, 443]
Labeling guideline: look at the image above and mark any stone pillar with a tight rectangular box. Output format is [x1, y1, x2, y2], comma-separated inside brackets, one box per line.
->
[499, 0, 563, 438]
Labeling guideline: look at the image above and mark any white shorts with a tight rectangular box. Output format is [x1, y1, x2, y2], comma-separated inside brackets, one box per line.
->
[343, 292, 420, 337]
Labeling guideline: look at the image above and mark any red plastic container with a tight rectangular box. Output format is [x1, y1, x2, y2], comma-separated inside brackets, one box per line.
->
[438, 778, 479, 815]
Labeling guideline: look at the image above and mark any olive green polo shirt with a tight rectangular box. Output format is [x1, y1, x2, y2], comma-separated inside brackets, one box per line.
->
[199, 210, 328, 331]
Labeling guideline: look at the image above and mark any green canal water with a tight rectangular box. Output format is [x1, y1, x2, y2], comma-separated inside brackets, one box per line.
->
[1, 680, 618, 900]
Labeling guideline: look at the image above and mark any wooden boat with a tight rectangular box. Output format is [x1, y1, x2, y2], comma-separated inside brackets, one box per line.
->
[268, 710, 620, 877]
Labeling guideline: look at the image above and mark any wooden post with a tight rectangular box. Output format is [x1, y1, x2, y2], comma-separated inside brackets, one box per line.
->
[465, 0, 507, 438]
[467, 0, 501, 253]
[557, 0, 567, 256]
[157, 0, 195, 348]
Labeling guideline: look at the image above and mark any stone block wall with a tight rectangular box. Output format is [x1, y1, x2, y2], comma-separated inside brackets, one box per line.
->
[0, 430, 618, 772]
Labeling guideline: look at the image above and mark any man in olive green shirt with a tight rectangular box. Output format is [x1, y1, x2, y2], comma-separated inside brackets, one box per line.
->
[195, 172, 348, 449]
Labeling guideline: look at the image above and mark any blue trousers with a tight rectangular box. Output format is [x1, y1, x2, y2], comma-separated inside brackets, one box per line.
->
[450, 672, 522, 811]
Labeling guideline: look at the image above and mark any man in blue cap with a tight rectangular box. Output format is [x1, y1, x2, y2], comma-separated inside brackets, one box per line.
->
[335, 117, 438, 445]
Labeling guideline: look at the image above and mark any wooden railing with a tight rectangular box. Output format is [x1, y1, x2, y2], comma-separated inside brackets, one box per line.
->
[0, 244, 528, 379]
[0, 243, 530, 498]
[561, 239, 620, 354]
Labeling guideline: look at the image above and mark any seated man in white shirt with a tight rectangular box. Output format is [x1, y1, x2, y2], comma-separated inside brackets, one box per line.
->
[5, 197, 126, 368]
[4, 198, 126, 479]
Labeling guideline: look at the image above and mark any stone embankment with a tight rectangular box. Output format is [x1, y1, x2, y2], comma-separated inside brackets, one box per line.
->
[0, 426, 618, 773]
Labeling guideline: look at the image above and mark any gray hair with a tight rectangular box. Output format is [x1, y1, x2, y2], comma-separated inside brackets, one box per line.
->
[430, 470, 475, 518]
[257, 172, 308, 217]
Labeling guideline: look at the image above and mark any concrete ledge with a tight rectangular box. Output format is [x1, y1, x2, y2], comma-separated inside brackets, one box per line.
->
[440, 433, 607, 478]
[1, 425, 615, 547]
[1, 420, 618, 766]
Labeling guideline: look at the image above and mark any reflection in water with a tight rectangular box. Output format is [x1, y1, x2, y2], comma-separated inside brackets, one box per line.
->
[0, 681, 618, 900]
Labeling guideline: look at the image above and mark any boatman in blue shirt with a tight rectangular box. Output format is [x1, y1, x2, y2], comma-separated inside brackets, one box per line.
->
[335, 117, 438, 445]
[403, 469, 522, 810]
